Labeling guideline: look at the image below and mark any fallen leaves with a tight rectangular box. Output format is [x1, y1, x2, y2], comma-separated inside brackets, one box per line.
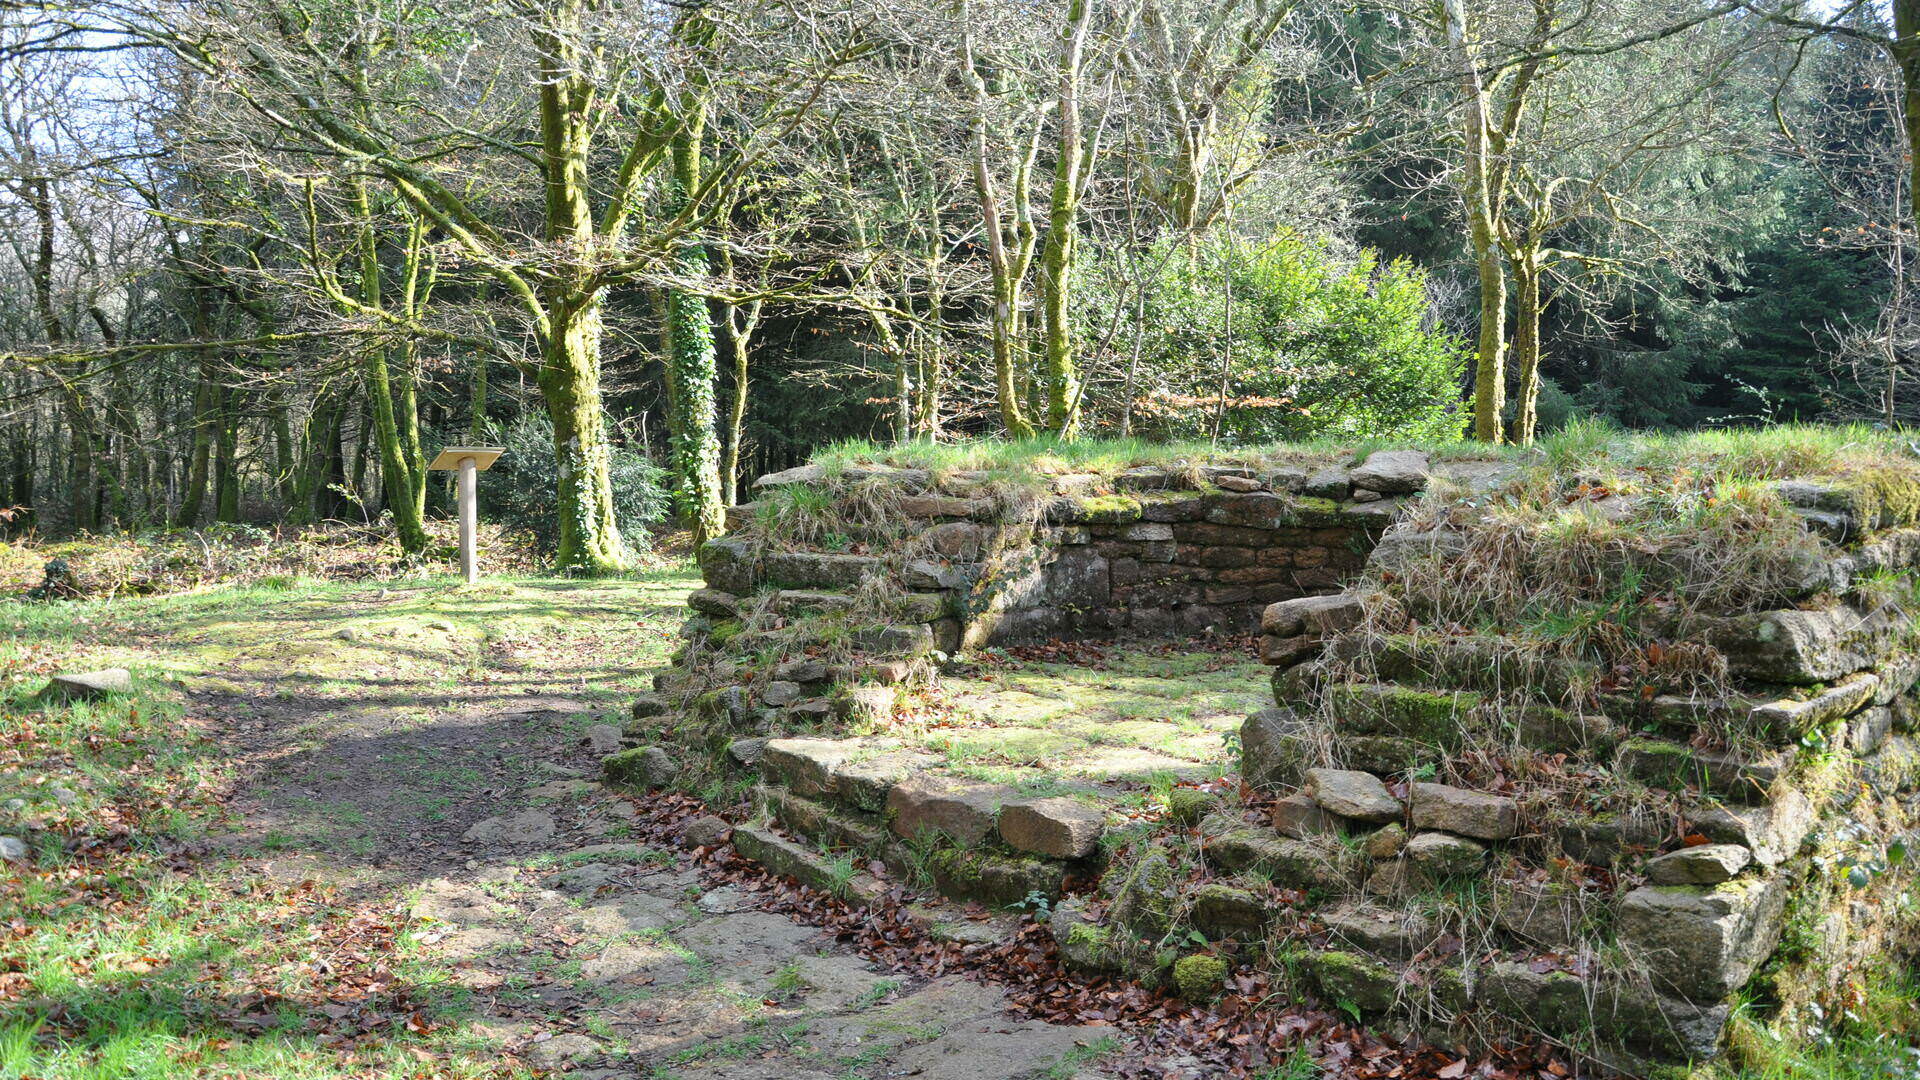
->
[621, 789, 1596, 1080]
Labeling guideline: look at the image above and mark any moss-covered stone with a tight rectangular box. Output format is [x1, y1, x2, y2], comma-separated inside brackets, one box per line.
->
[1327, 683, 1480, 744]
[1304, 949, 1399, 1014]
[602, 746, 673, 790]
[1068, 494, 1144, 525]
[1172, 953, 1229, 1001]
[1166, 787, 1217, 825]
[926, 847, 1066, 908]
[1200, 817, 1353, 890]
[1190, 882, 1269, 940]
[1109, 841, 1183, 937]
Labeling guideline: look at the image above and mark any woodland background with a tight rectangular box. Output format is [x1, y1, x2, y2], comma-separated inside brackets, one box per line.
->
[1, 0, 1914, 572]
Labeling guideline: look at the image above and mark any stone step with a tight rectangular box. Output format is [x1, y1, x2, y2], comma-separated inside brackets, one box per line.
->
[729, 823, 885, 902]
[1332, 633, 1598, 700]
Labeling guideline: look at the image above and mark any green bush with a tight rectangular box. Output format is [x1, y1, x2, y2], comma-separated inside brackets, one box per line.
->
[1080, 232, 1468, 442]
[482, 412, 668, 562]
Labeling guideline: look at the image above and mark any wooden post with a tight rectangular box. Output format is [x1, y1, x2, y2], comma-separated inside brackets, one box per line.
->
[428, 446, 504, 583]
[458, 454, 478, 583]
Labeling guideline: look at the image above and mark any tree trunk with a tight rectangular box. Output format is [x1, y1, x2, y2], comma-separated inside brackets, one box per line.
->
[1509, 252, 1543, 445]
[352, 180, 430, 552]
[961, 1, 1038, 439]
[719, 299, 761, 506]
[176, 361, 217, 527]
[1469, 240, 1507, 442]
[532, 0, 629, 574]
[664, 122, 726, 545]
[1447, 0, 1509, 443]
[1897, 5, 1920, 237]
[538, 293, 626, 574]
[1040, 0, 1093, 437]
[214, 385, 241, 523]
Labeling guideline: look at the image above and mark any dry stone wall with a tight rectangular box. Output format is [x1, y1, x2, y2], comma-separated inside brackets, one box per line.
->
[1226, 469, 1920, 1076]
[611, 448, 1920, 1078]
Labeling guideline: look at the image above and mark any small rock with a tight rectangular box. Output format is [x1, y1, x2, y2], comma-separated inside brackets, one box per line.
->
[696, 886, 751, 914]
[1240, 708, 1314, 789]
[42, 668, 133, 701]
[1349, 488, 1384, 503]
[997, 796, 1104, 859]
[1363, 822, 1407, 859]
[1172, 953, 1229, 1001]
[761, 680, 803, 707]
[1214, 475, 1264, 493]
[1646, 843, 1753, 885]
[727, 736, 769, 767]
[1404, 831, 1485, 876]
[522, 1032, 601, 1070]
[1271, 793, 1340, 839]
[461, 809, 556, 846]
[1166, 787, 1217, 825]
[583, 724, 623, 755]
[602, 746, 676, 790]
[0, 836, 28, 862]
[1350, 450, 1430, 494]
[1303, 465, 1350, 498]
[682, 814, 732, 849]
[1305, 768, 1401, 823]
[528, 779, 595, 799]
[1260, 592, 1364, 638]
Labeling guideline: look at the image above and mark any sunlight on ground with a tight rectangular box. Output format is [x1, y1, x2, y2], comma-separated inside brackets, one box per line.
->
[0, 570, 698, 1080]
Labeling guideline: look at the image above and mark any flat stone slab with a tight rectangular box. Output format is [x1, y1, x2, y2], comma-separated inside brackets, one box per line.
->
[1409, 782, 1519, 840]
[1647, 843, 1753, 885]
[1306, 768, 1401, 823]
[887, 1016, 1102, 1080]
[998, 796, 1104, 859]
[1350, 450, 1430, 494]
[460, 809, 556, 845]
[887, 775, 1013, 845]
[43, 668, 132, 700]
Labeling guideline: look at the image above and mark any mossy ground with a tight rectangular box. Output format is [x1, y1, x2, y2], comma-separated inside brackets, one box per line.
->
[0, 570, 695, 1079]
[886, 643, 1267, 799]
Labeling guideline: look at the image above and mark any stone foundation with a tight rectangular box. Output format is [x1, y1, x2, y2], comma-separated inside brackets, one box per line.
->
[613, 448, 1920, 1076]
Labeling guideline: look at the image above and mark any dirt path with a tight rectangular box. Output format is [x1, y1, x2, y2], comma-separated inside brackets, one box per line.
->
[176, 577, 1116, 1080]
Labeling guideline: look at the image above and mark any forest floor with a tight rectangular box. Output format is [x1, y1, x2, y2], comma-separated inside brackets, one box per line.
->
[0, 571, 1123, 1080]
[2, 568, 1910, 1080]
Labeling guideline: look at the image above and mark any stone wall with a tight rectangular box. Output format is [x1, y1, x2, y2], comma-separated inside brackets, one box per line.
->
[612, 448, 1920, 1077]
[1222, 471, 1920, 1075]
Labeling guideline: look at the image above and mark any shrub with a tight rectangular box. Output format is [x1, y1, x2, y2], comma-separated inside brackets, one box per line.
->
[1079, 232, 1468, 442]
[483, 412, 669, 563]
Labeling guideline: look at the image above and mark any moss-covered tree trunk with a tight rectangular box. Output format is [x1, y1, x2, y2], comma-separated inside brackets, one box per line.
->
[1040, 0, 1092, 437]
[1509, 249, 1543, 445]
[351, 179, 430, 553]
[213, 386, 241, 523]
[664, 119, 726, 545]
[535, 1, 627, 575]
[539, 293, 625, 574]
[961, 3, 1038, 440]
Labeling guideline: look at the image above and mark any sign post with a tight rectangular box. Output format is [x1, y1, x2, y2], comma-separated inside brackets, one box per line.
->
[428, 447, 504, 583]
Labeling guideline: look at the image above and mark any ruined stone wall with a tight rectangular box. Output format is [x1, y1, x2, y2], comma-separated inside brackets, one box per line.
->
[1226, 470, 1920, 1076]
[612, 447, 1920, 1078]
[615, 454, 1420, 911]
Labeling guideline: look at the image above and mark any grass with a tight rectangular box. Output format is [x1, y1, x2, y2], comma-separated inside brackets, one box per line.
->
[879, 644, 1265, 795]
[0, 568, 698, 1080]
[1720, 969, 1920, 1079]
[807, 421, 1920, 486]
